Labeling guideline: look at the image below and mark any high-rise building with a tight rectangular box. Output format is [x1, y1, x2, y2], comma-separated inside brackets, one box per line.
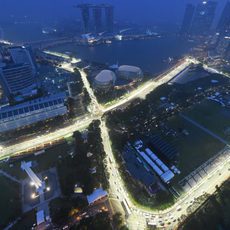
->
[190, 1, 218, 35]
[0, 46, 39, 102]
[105, 5, 114, 33]
[180, 4, 195, 35]
[77, 4, 114, 33]
[78, 4, 91, 33]
[0, 64, 38, 99]
[8, 46, 36, 72]
[93, 7, 102, 33]
[217, 1, 230, 36]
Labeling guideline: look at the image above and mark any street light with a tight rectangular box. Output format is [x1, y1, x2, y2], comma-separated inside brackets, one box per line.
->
[31, 193, 36, 199]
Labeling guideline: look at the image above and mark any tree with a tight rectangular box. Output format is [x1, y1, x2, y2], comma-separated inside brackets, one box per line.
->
[112, 212, 128, 230]
[75, 212, 112, 230]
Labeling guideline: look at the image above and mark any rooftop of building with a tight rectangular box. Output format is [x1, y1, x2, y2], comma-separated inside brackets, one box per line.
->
[95, 70, 116, 83]
[118, 65, 142, 73]
[87, 188, 108, 205]
[0, 92, 66, 117]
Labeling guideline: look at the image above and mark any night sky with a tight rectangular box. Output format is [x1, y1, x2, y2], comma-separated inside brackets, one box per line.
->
[0, 0, 228, 25]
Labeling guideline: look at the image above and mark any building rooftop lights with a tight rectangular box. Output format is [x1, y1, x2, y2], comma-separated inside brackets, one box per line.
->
[31, 193, 36, 199]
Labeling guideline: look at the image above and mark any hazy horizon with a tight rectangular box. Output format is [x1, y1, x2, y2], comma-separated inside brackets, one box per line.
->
[0, 0, 228, 26]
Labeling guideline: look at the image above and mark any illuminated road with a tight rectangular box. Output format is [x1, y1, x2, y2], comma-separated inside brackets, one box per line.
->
[103, 58, 193, 113]
[61, 61, 103, 115]
[0, 57, 191, 158]
[1, 53, 229, 229]
[100, 119, 230, 229]
[0, 116, 94, 160]
[63, 56, 230, 229]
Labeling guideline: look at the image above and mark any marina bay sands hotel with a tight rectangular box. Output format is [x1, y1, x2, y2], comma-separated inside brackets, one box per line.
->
[77, 4, 114, 33]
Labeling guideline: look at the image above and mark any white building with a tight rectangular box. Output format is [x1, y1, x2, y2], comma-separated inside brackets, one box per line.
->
[117, 65, 143, 81]
[94, 70, 116, 91]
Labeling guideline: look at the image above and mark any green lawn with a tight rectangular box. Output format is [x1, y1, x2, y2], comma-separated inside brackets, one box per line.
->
[185, 100, 230, 142]
[166, 115, 225, 183]
[0, 142, 72, 180]
[10, 210, 35, 230]
[0, 176, 21, 228]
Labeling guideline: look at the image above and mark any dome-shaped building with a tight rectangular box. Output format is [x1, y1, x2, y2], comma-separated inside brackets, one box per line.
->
[94, 70, 116, 91]
[117, 65, 143, 81]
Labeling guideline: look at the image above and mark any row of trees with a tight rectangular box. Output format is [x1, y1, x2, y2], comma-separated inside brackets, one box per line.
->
[51, 120, 109, 226]
[69, 212, 128, 230]
[57, 120, 108, 197]
[180, 180, 230, 230]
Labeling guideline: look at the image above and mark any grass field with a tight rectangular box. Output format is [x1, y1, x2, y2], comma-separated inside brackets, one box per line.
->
[0, 176, 21, 228]
[185, 100, 230, 143]
[10, 210, 35, 230]
[165, 115, 225, 183]
[0, 142, 72, 180]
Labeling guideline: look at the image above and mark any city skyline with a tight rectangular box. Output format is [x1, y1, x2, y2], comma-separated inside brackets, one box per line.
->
[0, 0, 228, 25]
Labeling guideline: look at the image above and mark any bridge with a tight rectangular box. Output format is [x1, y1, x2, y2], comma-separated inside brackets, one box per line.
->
[24, 37, 77, 49]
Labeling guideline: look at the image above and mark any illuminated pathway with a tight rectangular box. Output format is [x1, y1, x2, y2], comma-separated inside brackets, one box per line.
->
[103, 58, 193, 113]
[61, 61, 102, 115]
[0, 57, 192, 158]
[0, 116, 93, 159]
[0, 53, 229, 229]
[100, 119, 230, 229]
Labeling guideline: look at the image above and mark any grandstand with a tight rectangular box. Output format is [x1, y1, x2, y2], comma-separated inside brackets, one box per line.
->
[0, 92, 67, 132]
[148, 135, 178, 162]
[133, 141, 175, 184]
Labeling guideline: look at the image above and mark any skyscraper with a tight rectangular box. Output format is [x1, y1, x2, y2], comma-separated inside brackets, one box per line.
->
[78, 4, 91, 33]
[0, 64, 37, 98]
[217, 1, 230, 36]
[190, 1, 218, 35]
[77, 4, 114, 34]
[105, 5, 114, 33]
[0, 46, 39, 102]
[180, 4, 195, 35]
[93, 6, 103, 33]
[8, 46, 36, 75]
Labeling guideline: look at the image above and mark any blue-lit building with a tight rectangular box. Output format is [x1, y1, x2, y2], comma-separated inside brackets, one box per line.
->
[217, 1, 230, 36]
[0, 46, 39, 102]
[0, 92, 68, 132]
[190, 1, 217, 35]
[180, 4, 195, 35]
[8, 46, 36, 72]
[105, 5, 114, 33]
[78, 4, 114, 33]
[0, 64, 38, 100]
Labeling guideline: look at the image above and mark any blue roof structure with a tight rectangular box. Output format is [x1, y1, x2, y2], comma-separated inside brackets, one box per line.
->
[0, 92, 66, 121]
[87, 188, 107, 205]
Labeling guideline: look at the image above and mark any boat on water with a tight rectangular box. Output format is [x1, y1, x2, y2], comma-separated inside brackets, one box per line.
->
[105, 40, 112, 44]
[42, 28, 57, 35]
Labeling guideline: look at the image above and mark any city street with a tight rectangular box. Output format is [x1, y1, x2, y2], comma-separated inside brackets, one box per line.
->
[100, 118, 230, 229]
[0, 57, 192, 159]
[0, 54, 229, 229]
